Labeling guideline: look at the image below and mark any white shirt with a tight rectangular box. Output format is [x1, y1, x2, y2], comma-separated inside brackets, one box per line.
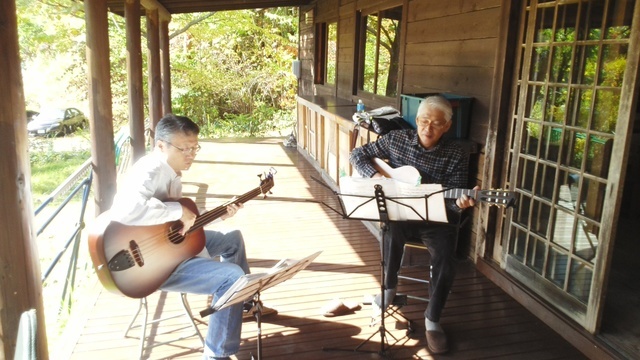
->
[110, 151, 183, 225]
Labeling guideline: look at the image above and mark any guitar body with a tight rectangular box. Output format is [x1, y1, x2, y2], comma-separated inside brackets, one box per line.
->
[370, 157, 516, 207]
[88, 170, 276, 298]
[372, 157, 421, 185]
[88, 198, 206, 298]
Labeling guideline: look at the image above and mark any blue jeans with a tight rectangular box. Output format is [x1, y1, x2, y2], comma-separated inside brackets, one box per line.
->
[160, 229, 249, 358]
[383, 222, 457, 322]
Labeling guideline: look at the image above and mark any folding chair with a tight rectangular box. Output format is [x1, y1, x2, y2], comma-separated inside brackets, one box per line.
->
[124, 292, 205, 360]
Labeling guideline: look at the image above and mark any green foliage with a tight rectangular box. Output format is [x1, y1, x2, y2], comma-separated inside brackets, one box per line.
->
[170, 9, 299, 136]
[17, 2, 299, 137]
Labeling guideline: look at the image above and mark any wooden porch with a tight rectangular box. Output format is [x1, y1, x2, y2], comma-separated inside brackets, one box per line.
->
[56, 138, 587, 360]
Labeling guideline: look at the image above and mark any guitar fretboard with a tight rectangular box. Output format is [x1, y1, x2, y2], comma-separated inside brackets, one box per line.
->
[442, 188, 476, 200]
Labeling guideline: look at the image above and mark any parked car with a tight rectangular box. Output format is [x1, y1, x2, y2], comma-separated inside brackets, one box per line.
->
[26, 110, 39, 123]
[27, 108, 88, 136]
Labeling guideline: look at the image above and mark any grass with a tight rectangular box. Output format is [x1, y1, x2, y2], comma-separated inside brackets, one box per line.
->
[30, 150, 91, 202]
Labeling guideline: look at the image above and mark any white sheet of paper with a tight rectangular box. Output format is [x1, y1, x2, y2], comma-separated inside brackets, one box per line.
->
[338, 177, 448, 223]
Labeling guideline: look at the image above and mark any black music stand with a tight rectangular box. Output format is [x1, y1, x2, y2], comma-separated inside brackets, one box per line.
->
[199, 251, 321, 360]
[317, 178, 449, 358]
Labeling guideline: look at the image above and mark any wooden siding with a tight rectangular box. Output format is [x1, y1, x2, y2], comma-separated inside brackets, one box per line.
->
[58, 138, 592, 360]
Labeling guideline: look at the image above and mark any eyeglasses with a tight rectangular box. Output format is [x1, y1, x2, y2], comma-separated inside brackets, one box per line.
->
[164, 141, 201, 155]
[416, 116, 447, 129]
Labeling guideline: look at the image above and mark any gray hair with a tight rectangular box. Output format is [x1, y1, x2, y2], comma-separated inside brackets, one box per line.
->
[155, 113, 200, 142]
[416, 95, 453, 122]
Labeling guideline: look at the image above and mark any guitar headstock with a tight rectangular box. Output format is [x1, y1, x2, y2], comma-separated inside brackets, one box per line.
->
[477, 189, 517, 208]
[258, 167, 277, 197]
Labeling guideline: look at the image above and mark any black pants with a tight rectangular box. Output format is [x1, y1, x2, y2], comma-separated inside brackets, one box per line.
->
[383, 221, 457, 322]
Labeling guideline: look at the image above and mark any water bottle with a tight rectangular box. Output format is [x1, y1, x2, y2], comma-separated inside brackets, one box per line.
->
[356, 99, 365, 113]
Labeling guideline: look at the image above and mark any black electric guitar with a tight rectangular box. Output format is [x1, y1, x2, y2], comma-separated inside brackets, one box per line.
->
[372, 157, 516, 208]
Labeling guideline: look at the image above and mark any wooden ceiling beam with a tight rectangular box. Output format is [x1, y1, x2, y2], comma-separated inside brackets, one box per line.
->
[140, 0, 171, 20]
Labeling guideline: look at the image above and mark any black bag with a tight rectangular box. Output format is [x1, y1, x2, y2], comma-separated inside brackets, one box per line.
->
[370, 116, 413, 135]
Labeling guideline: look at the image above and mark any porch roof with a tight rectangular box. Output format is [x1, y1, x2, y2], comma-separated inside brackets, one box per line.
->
[104, 0, 311, 16]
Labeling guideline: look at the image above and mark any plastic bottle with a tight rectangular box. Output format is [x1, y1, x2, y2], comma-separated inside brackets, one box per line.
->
[356, 99, 365, 113]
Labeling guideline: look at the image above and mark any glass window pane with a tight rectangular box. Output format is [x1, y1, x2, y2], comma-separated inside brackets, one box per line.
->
[524, 84, 546, 120]
[555, 169, 580, 211]
[552, 207, 575, 251]
[546, 247, 568, 288]
[604, 0, 633, 40]
[545, 86, 568, 123]
[550, 46, 572, 83]
[326, 22, 337, 84]
[377, 8, 400, 97]
[574, 219, 598, 263]
[584, 135, 613, 177]
[531, 200, 551, 237]
[526, 236, 546, 274]
[540, 125, 562, 161]
[517, 157, 536, 193]
[510, 227, 527, 261]
[566, 87, 590, 128]
[534, 162, 556, 200]
[362, 15, 377, 94]
[579, 177, 606, 222]
[561, 130, 587, 169]
[515, 192, 532, 226]
[523, 121, 541, 156]
[592, 89, 620, 133]
[568, 259, 592, 303]
[530, 46, 550, 82]
[534, 6, 554, 43]
[599, 44, 627, 87]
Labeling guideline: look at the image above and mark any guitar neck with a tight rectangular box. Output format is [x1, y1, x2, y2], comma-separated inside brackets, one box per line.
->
[442, 188, 476, 200]
[187, 181, 272, 233]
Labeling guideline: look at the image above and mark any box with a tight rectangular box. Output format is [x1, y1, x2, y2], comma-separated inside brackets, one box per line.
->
[400, 93, 473, 139]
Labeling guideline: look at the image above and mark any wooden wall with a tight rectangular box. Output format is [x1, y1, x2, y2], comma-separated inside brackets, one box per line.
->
[298, 0, 505, 259]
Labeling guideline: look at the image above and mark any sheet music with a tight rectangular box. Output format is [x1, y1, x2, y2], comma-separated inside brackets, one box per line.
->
[210, 251, 322, 312]
[339, 176, 448, 223]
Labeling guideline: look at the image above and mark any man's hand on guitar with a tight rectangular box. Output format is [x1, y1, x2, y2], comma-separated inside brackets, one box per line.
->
[179, 205, 197, 235]
[456, 186, 480, 209]
[221, 202, 244, 220]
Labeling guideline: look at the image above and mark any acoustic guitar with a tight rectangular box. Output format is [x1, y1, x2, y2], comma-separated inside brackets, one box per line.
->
[88, 170, 275, 298]
[371, 157, 516, 208]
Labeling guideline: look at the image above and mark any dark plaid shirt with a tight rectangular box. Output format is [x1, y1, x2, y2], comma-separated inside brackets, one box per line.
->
[350, 129, 469, 190]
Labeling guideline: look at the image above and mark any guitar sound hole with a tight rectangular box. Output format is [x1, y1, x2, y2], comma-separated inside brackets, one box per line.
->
[169, 223, 186, 244]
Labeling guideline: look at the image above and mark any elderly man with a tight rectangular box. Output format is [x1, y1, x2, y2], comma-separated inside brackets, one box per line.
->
[350, 95, 477, 354]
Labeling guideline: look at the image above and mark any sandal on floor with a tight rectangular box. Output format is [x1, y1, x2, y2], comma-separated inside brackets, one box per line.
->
[321, 299, 361, 317]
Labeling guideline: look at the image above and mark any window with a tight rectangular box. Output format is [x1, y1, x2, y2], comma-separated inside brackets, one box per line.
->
[357, 6, 402, 97]
[315, 22, 337, 85]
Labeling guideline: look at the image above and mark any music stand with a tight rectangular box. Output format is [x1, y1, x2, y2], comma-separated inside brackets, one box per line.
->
[199, 251, 322, 360]
[316, 177, 449, 357]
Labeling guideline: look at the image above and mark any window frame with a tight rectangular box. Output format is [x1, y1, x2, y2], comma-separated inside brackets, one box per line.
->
[354, 5, 403, 100]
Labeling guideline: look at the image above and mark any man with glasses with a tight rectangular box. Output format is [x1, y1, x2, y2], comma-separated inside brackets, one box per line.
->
[110, 114, 274, 360]
[350, 95, 477, 354]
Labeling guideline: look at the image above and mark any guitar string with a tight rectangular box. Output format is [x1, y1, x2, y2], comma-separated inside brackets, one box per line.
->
[124, 180, 272, 259]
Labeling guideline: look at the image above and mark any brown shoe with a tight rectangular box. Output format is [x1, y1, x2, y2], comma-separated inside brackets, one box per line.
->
[425, 330, 449, 354]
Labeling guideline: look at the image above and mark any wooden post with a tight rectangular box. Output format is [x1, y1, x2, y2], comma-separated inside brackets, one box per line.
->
[85, 0, 117, 214]
[0, 1, 49, 359]
[160, 16, 172, 115]
[126, 0, 146, 162]
[147, 8, 162, 143]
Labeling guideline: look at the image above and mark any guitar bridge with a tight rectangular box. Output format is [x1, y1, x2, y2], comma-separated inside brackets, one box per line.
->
[107, 240, 144, 271]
